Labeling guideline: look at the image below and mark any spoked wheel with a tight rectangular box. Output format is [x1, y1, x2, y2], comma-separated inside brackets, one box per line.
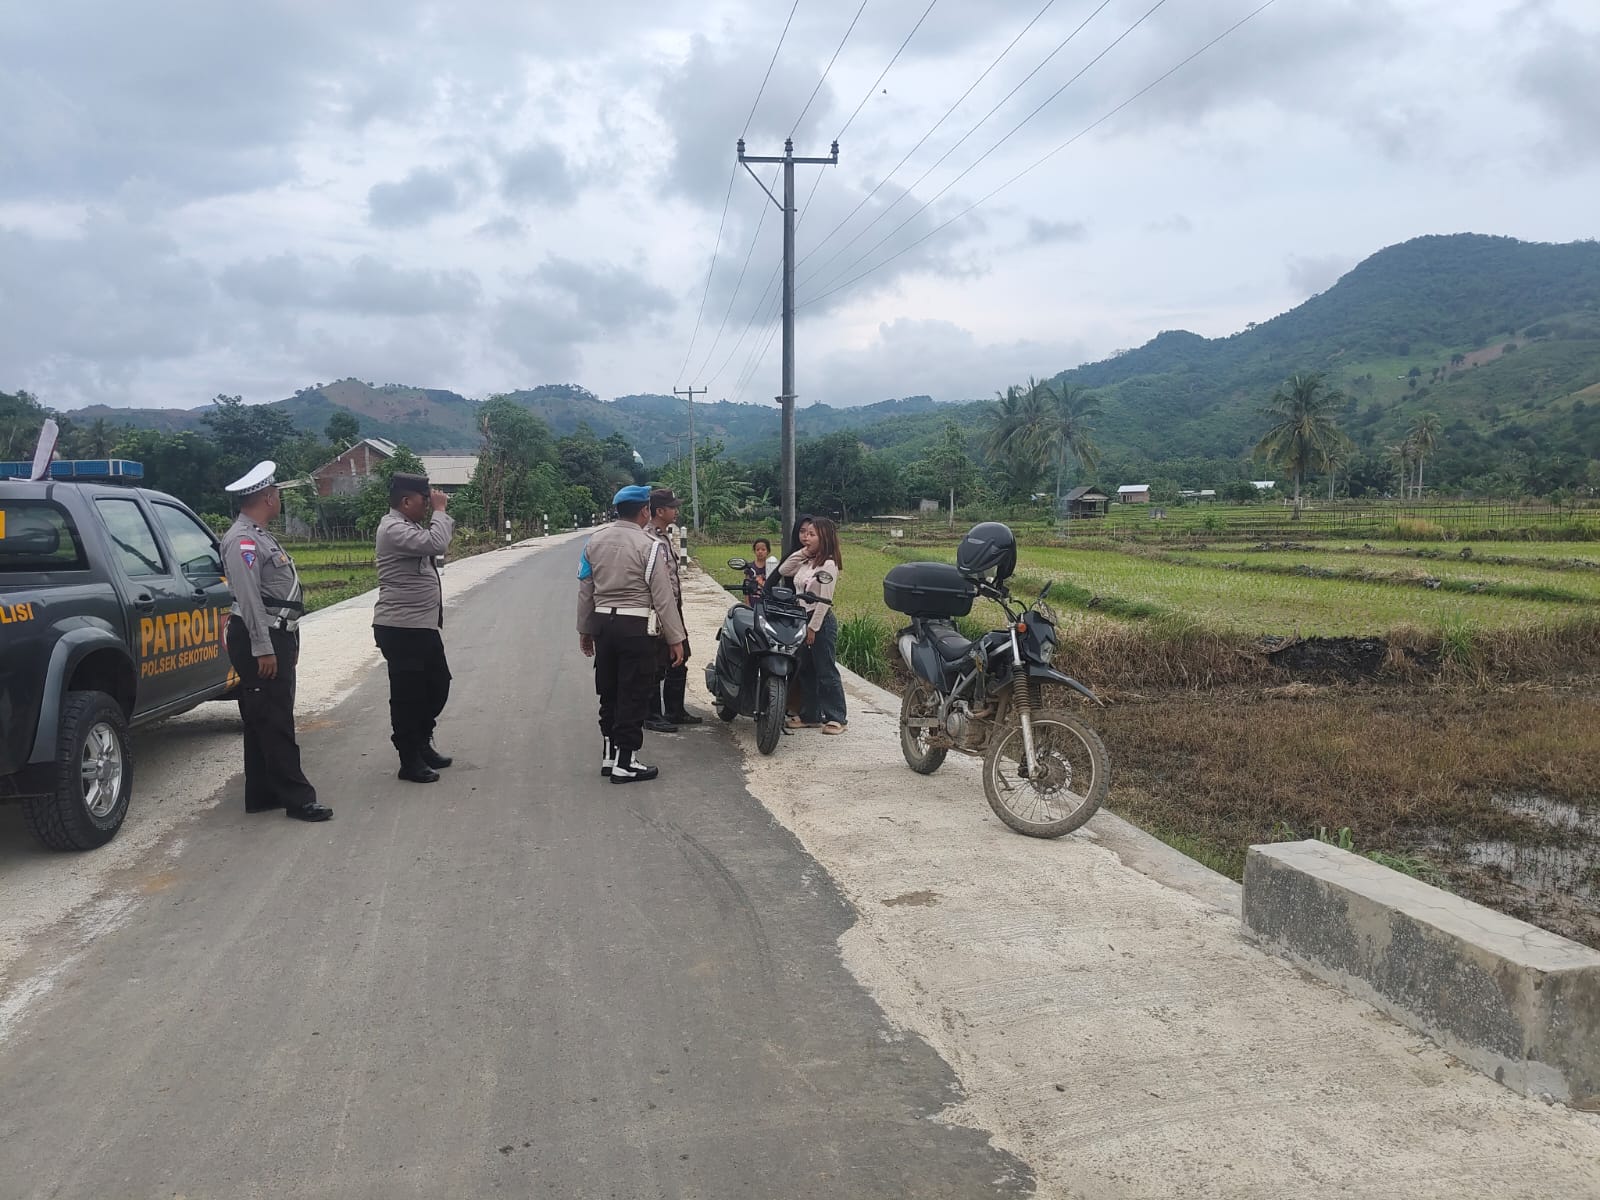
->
[754, 674, 787, 755]
[982, 709, 1110, 839]
[899, 683, 947, 775]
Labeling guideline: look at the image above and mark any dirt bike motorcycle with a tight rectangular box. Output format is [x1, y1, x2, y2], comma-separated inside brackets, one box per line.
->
[705, 559, 833, 755]
[886, 522, 1110, 838]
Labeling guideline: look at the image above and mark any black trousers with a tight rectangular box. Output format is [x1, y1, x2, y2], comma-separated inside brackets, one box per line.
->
[226, 617, 318, 813]
[652, 632, 693, 717]
[593, 613, 657, 754]
[373, 625, 452, 760]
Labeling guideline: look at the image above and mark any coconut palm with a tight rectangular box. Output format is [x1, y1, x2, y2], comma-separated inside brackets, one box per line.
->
[1254, 373, 1347, 519]
[1035, 379, 1101, 508]
[1408, 412, 1442, 499]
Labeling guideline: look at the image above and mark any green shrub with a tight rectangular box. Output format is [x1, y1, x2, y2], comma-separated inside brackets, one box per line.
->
[837, 613, 892, 684]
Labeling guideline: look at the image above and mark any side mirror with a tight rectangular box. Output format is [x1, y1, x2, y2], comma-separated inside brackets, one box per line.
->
[727, 557, 749, 570]
[1039, 580, 1053, 602]
[812, 569, 835, 585]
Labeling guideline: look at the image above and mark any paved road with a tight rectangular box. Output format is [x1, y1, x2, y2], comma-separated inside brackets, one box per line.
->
[0, 543, 1029, 1199]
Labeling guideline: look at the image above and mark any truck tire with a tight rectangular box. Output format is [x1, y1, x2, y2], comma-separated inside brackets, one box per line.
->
[23, 691, 133, 851]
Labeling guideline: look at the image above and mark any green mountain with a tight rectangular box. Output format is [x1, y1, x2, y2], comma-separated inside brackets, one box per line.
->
[55, 233, 1600, 490]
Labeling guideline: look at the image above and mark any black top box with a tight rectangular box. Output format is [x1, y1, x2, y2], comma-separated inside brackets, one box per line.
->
[884, 561, 977, 618]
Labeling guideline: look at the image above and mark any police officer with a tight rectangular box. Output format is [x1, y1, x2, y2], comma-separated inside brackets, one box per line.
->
[646, 489, 702, 729]
[220, 461, 332, 822]
[373, 472, 457, 783]
[577, 485, 685, 784]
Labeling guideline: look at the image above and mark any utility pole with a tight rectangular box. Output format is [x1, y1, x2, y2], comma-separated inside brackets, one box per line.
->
[737, 137, 838, 555]
[672, 385, 705, 532]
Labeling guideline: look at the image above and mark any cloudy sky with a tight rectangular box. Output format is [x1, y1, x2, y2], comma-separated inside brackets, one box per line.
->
[2, 0, 1597, 412]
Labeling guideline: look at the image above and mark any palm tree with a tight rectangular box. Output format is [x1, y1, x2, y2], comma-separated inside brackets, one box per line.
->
[1323, 438, 1351, 501]
[1035, 379, 1101, 509]
[980, 385, 1029, 464]
[1408, 413, 1441, 499]
[981, 385, 1046, 500]
[1385, 441, 1414, 499]
[1254, 373, 1346, 519]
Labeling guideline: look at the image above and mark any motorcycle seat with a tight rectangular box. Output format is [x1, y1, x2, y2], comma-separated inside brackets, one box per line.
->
[933, 630, 975, 662]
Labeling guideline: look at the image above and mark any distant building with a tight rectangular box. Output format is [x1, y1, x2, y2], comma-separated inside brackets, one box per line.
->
[1180, 489, 1218, 501]
[313, 438, 397, 496]
[1063, 486, 1110, 518]
[1117, 484, 1151, 504]
[918, 498, 941, 515]
[1250, 480, 1277, 492]
[417, 455, 479, 494]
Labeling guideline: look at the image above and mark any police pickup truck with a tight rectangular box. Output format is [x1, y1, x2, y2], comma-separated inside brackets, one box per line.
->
[0, 460, 237, 849]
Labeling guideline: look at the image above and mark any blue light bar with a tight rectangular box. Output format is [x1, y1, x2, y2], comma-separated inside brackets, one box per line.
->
[0, 459, 146, 481]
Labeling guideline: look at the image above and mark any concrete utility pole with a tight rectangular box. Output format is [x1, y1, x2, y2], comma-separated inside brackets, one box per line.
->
[737, 137, 838, 556]
[672, 385, 705, 532]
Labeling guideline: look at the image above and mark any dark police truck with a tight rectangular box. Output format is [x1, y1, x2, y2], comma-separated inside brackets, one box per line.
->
[1, 460, 237, 849]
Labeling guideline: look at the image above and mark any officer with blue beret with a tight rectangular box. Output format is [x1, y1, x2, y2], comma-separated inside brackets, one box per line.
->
[576, 485, 686, 783]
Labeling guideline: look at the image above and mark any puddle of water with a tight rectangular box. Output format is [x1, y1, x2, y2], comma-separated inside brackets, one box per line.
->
[1426, 792, 1600, 944]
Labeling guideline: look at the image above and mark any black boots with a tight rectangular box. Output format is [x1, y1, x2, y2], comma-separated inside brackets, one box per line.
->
[287, 802, 334, 821]
[610, 749, 658, 784]
[663, 674, 702, 725]
[395, 735, 440, 783]
[419, 742, 453, 769]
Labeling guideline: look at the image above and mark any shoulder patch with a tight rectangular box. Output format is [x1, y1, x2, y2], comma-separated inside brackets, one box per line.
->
[239, 537, 257, 568]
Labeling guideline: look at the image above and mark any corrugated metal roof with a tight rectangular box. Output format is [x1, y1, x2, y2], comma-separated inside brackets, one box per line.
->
[1117, 484, 1150, 493]
[418, 455, 479, 487]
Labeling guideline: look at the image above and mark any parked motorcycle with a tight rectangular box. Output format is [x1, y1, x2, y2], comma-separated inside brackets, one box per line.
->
[705, 559, 833, 755]
[885, 522, 1110, 838]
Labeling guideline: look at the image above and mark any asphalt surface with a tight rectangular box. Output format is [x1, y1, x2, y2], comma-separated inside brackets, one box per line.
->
[0, 542, 1030, 1199]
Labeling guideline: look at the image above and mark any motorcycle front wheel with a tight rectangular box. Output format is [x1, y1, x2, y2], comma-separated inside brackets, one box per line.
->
[755, 674, 787, 755]
[899, 683, 947, 775]
[982, 709, 1110, 839]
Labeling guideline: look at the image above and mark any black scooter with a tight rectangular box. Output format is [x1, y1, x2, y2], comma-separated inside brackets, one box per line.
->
[704, 558, 833, 754]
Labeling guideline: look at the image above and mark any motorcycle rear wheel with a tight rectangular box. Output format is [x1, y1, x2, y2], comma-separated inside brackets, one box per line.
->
[755, 675, 787, 755]
[899, 684, 947, 775]
[982, 709, 1110, 839]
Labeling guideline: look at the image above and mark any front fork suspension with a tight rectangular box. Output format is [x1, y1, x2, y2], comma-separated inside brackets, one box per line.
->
[1013, 674, 1038, 777]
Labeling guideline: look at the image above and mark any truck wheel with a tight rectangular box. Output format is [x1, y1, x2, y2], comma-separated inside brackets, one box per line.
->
[23, 691, 133, 851]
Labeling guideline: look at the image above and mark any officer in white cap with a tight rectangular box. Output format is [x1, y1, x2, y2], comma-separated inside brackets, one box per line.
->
[220, 461, 331, 822]
[576, 484, 685, 783]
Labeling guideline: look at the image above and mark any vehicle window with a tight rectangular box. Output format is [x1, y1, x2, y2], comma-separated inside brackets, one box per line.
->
[152, 502, 223, 580]
[94, 498, 167, 578]
[0, 500, 89, 572]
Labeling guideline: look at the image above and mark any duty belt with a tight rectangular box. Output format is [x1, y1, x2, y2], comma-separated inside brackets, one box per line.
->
[599, 606, 651, 618]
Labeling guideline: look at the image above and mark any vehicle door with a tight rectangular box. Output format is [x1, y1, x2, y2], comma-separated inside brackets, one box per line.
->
[148, 499, 235, 701]
[90, 494, 197, 713]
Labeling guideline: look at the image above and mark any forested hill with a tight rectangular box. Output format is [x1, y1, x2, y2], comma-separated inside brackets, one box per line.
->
[37, 233, 1600, 484]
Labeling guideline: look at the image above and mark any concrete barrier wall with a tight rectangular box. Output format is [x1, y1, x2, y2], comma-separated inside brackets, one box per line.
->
[1242, 840, 1600, 1108]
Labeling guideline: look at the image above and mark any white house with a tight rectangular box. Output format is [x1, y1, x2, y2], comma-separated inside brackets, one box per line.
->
[1250, 480, 1277, 492]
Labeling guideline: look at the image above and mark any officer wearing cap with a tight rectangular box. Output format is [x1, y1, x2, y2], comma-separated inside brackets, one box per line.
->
[646, 488, 701, 730]
[220, 461, 331, 822]
[577, 485, 686, 784]
[373, 472, 457, 783]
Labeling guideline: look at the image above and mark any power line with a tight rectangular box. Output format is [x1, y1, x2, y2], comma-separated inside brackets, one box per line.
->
[801, 0, 1170, 302]
[678, 0, 806, 387]
[835, 0, 939, 143]
[707, 169, 827, 394]
[792, 0, 871, 137]
[673, 164, 738, 388]
[797, 0, 1282, 311]
[744, 0, 804, 136]
[688, 168, 780, 383]
[800, 0, 1063, 274]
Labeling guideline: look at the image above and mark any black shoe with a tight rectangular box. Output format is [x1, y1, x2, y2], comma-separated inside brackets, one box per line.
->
[643, 716, 679, 734]
[420, 743, 453, 769]
[610, 760, 659, 784]
[286, 802, 333, 822]
[398, 761, 441, 783]
[666, 711, 703, 726]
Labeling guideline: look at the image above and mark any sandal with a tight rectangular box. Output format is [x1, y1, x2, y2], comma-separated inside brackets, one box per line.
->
[820, 721, 846, 735]
[786, 716, 819, 729]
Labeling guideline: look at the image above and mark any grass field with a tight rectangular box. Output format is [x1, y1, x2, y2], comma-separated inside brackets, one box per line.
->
[692, 527, 1600, 946]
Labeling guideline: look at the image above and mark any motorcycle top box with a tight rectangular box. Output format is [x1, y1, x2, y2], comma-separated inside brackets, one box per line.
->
[883, 561, 977, 618]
